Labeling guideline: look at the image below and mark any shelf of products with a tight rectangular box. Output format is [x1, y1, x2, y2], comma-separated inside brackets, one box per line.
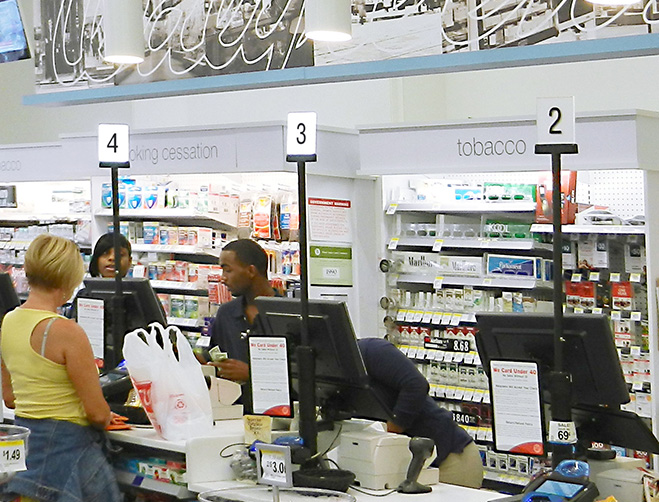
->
[115, 470, 194, 499]
[380, 172, 654, 482]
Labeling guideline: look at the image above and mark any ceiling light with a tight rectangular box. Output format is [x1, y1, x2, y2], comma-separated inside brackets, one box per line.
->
[305, 0, 352, 42]
[103, 0, 145, 65]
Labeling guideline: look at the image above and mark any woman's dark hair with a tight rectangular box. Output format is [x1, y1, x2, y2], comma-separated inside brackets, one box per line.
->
[89, 232, 132, 277]
[223, 239, 268, 277]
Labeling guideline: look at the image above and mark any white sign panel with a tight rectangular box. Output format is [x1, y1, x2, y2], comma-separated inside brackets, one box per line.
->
[255, 443, 293, 488]
[308, 198, 352, 243]
[287, 112, 317, 160]
[536, 97, 576, 145]
[76, 298, 105, 359]
[249, 337, 292, 417]
[98, 123, 130, 166]
[490, 360, 544, 455]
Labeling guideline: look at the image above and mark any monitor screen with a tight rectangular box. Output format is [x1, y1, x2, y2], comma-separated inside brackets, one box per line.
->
[534, 479, 584, 498]
[475, 313, 629, 408]
[253, 297, 394, 423]
[0, 0, 31, 63]
[77, 278, 167, 370]
[0, 272, 20, 322]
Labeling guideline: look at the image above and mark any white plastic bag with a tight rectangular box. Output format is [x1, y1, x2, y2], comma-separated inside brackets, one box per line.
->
[123, 322, 214, 440]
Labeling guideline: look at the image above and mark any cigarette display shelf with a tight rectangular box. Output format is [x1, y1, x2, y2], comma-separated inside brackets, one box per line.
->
[395, 273, 550, 290]
[387, 200, 536, 214]
[392, 235, 553, 253]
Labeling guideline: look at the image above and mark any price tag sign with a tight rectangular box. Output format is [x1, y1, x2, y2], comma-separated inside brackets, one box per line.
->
[432, 239, 444, 252]
[0, 440, 27, 473]
[610, 272, 621, 283]
[256, 443, 293, 487]
[611, 310, 622, 321]
[422, 311, 433, 324]
[571, 273, 582, 283]
[536, 97, 576, 144]
[388, 237, 399, 250]
[482, 278, 493, 286]
[433, 276, 444, 290]
[286, 112, 317, 162]
[574, 307, 584, 314]
[589, 271, 601, 282]
[631, 311, 642, 321]
[98, 123, 130, 168]
[396, 310, 407, 322]
[548, 421, 578, 444]
[592, 307, 603, 315]
[386, 203, 398, 215]
[431, 312, 442, 324]
[630, 273, 642, 283]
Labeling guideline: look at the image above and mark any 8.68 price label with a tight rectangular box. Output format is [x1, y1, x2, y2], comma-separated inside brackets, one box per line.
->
[0, 440, 26, 472]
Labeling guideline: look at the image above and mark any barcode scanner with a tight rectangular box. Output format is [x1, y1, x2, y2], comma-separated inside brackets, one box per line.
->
[397, 437, 435, 494]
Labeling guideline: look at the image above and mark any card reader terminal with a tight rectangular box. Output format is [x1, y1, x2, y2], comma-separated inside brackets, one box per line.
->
[492, 460, 599, 502]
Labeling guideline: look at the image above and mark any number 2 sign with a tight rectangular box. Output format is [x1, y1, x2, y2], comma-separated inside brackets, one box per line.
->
[98, 123, 130, 168]
[536, 97, 575, 145]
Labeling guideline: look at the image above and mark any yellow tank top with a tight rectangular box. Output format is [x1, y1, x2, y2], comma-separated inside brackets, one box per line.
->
[1, 308, 89, 426]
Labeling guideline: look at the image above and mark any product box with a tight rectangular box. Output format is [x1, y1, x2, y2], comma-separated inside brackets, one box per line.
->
[535, 171, 577, 224]
[197, 227, 213, 248]
[142, 222, 160, 245]
[396, 252, 482, 277]
[577, 235, 609, 269]
[624, 242, 645, 273]
[611, 282, 634, 310]
[485, 254, 537, 277]
[562, 240, 577, 270]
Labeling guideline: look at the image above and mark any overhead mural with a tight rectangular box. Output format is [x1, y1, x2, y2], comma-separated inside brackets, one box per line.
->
[33, 0, 659, 92]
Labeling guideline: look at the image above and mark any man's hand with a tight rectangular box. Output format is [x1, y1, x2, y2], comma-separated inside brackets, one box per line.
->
[210, 358, 249, 383]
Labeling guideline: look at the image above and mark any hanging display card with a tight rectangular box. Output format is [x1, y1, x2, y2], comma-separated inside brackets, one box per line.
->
[76, 298, 105, 359]
[490, 360, 544, 456]
[308, 198, 352, 243]
[249, 337, 292, 417]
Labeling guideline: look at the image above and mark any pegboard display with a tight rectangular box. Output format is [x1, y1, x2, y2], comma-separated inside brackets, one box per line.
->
[580, 170, 645, 220]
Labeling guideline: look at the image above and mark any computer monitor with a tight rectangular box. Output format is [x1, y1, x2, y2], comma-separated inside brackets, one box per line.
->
[475, 313, 630, 408]
[0, 272, 20, 322]
[0, 0, 31, 64]
[77, 278, 167, 370]
[253, 297, 394, 423]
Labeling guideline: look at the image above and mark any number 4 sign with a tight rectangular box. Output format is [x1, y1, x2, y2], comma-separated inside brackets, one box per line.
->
[536, 97, 575, 145]
[98, 123, 130, 168]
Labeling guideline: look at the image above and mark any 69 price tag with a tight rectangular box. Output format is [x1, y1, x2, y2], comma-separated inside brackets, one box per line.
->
[255, 443, 293, 487]
[0, 440, 27, 472]
[548, 421, 577, 444]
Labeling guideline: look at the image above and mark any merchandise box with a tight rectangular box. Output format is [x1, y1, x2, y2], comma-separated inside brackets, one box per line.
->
[535, 171, 577, 224]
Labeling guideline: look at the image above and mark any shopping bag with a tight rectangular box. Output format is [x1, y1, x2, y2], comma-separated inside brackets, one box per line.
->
[122, 322, 214, 440]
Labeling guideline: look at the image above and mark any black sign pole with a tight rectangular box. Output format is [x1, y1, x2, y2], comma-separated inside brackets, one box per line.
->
[535, 143, 578, 468]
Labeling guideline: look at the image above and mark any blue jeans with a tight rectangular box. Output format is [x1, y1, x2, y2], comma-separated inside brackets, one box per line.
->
[1, 417, 121, 502]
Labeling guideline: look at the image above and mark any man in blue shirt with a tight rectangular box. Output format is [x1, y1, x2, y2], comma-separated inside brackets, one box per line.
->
[208, 239, 276, 383]
[357, 337, 484, 488]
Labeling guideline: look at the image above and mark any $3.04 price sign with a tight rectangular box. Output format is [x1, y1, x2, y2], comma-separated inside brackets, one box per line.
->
[0, 440, 27, 472]
[255, 443, 292, 488]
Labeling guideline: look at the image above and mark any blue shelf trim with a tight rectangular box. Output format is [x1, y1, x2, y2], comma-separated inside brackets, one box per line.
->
[23, 33, 659, 107]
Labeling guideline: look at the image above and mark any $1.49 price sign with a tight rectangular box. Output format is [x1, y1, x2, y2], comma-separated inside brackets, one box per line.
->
[0, 440, 27, 472]
[255, 443, 292, 487]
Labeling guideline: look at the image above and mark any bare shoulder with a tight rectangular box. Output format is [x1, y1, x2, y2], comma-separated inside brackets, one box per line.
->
[48, 317, 90, 345]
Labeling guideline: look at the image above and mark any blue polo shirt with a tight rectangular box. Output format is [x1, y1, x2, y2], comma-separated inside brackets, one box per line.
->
[209, 296, 251, 362]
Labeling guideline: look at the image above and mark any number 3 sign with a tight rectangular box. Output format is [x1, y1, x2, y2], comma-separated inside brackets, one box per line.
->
[98, 123, 130, 168]
[536, 97, 575, 145]
[286, 112, 317, 162]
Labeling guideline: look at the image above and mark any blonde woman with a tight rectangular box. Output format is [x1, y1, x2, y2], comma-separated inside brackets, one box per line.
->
[1, 234, 122, 502]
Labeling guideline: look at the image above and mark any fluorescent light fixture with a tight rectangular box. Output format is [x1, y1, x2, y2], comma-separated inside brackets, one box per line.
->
[103, 0, 145, 65]
[305, 0, 352, 42]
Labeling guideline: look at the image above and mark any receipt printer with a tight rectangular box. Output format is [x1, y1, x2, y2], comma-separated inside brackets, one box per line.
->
[493, 460, 599, 502]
